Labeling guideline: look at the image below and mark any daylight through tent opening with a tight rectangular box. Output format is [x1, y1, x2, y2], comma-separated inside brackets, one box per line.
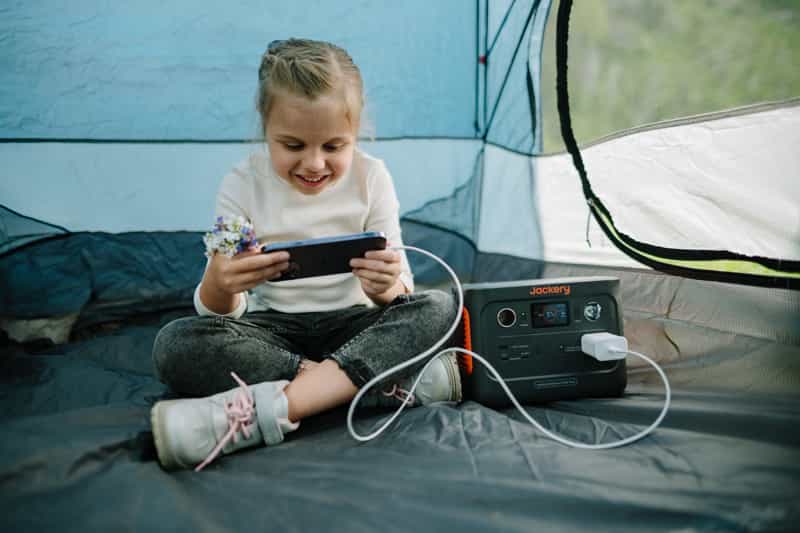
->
[554, 0, 800, 290]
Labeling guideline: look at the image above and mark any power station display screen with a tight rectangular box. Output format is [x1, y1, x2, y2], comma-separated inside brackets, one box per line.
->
[531, 301, 569, 327]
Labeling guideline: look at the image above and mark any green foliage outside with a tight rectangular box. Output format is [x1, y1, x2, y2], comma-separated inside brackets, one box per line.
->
[539, 0, 800, 153]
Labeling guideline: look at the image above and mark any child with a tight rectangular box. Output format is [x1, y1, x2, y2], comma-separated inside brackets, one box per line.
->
[150, 38, 461, 471]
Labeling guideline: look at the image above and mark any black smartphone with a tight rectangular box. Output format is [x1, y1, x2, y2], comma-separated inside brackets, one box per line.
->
[261, 231, 387, 281]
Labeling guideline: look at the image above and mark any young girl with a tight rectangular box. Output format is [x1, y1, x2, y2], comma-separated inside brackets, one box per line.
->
[150, 38, 461, 471]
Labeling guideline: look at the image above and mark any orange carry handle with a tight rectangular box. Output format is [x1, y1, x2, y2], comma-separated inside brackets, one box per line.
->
[459, 307, 473, 375]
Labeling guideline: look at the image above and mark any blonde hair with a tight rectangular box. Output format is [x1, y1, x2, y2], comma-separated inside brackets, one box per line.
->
[257, 38, 365, 136]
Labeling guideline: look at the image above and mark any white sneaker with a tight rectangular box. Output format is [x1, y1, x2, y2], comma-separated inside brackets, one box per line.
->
[361, 353, 462, 408]
[151, 373, 296, 471]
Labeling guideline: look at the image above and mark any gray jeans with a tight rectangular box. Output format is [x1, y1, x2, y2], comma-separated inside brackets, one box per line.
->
[152, 289, 457, 397]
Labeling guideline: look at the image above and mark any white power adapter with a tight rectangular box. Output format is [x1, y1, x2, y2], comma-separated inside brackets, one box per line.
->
[581, 332, 628, 361]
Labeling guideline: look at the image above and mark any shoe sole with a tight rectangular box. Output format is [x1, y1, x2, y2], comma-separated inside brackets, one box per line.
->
[150, 400, 183, 470]
[441, 353, 463, 402]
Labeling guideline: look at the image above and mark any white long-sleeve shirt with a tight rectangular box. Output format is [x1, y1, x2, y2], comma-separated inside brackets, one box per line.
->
[194, 146, 414, 317]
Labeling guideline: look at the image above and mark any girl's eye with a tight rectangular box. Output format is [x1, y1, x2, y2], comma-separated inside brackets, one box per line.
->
[284, 144, 303, 151]
[323, 144, 342, 152]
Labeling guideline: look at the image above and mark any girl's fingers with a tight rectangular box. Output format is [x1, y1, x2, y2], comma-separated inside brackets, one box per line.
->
[353, 268, 395, 285]
[350, 258, 401, 276]
[232, 250, 290, 273]
[363, 249, 400, 263]
[359, 278, 385, 295]
[228, 261, 290, 291]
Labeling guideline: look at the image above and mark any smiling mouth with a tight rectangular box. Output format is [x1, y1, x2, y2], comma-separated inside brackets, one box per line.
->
[296, 174, 330, 186]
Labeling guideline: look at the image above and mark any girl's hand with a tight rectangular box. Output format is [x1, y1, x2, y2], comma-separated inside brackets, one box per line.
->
[200, 248, 290, 313]
[350, 249, 405, 304]
[207, 248, 290, 294]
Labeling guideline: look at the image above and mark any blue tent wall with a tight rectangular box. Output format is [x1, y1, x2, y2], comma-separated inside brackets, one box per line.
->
[1, 1, 552, 282]
[0, 1, 478, 140]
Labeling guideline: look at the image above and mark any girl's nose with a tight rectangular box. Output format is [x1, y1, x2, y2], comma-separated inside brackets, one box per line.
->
[302, 150, 326, 172]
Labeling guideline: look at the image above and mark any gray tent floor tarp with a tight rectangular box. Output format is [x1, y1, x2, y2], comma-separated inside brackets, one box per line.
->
[1, 232, 799, 532]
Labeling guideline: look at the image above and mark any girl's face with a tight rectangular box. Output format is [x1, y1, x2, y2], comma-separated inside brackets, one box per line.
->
[265, 92, 357, 195]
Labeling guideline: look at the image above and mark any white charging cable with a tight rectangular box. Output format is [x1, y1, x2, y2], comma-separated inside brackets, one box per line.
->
[346, 245, 464, 442]
[346, 245, 672, 449]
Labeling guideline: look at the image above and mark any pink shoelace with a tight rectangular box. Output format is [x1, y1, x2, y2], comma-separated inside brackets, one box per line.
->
[195, 372, 255, 472]
[382, 384, 415, 405]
